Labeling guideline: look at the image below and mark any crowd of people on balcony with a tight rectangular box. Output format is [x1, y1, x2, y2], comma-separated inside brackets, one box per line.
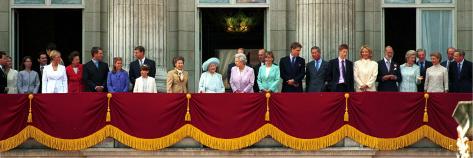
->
[0, 42, 470, 94]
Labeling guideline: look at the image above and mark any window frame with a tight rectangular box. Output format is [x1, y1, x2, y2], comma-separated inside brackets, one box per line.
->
[11, 0, 84, 8]
[381, 0, 456, 56]
[197, 0, 269, 8]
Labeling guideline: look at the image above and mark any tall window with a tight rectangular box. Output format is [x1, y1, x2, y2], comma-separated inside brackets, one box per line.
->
[383, 0, 455, 59]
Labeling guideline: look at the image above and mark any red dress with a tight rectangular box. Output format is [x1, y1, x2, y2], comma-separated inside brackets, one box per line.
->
[66, 64, 85, 93]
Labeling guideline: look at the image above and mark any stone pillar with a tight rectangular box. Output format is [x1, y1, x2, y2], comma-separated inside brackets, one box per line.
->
[0, 0, 10, 54]
[107, 0, 167, 91]
[296, 0, 356, 61]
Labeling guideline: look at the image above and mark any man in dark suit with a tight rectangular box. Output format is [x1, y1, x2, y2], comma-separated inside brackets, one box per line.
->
[32, 51, 49, 93]
[377, 46, 402, 91]
[326, 44, 354, 92]
[252, 49, 265, 92]
[0, 51, 7, 93]
[441, 47, 456, 70]
[83, 47, 109, 92]
[448, 49, 472, 93]
[129, 46, 156, 89]
[279, 42, 306, 92]
[306, 46, 328, 92]
[416, 49, 433, 92]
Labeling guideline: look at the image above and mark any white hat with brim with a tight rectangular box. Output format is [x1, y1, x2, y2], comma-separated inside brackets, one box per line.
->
[202, 57, 220, 71]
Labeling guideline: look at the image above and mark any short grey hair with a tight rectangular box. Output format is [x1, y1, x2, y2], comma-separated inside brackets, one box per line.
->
[405, 50, 417, 59]
[416, 48, 426, 54]
[235, 53, 247, 63]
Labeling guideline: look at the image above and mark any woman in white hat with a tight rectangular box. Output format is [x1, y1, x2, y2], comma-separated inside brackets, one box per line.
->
[198, 57, 225, 93]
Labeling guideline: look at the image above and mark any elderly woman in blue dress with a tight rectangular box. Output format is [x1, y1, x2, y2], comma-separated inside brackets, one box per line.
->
[257, 51, 281, 92]
[399, 50, 421, 92]
[198, 57, 225, 93]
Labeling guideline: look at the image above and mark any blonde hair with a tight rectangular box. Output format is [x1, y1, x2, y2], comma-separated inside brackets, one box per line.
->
[49, 50, 61, 60]
[359, 45, 373, 59]
[405, 50, 417, 59]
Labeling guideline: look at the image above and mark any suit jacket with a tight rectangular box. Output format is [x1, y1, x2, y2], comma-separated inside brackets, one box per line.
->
[376, 59, 402, 92]
[129, 58, 156, 85]
[32, 65, 46, 93]
[306, 60, 328, 92]
[0, 67, 6, 93]
[133, 76, 157, 93]
[448, 59, 472, 93]
[42, 64, 68, 93]
[252, 63, 263, 92]
[326, 58, 354, 92]
[441, 60, 453, 70]
[230, 66, 255, 93]
[166, 69, 189, 93]
[66, 64, 85, 93]
[416, 60, 432, 92]
[257, 64, 280, 92]
[83, 60, 110, 92]
[279, 56, 306, 92]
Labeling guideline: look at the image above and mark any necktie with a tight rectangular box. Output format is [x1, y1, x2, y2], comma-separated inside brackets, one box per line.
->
[140, 59, 143, 66]
[457, 63, 462, 80]
[420, 62, 424, 71]
[40, 66, 44, 73]
[386, 60, 391, 72]
[315, 60, 320, 71]
[95, 61, 99, 69]
[341, 60, 346, 80]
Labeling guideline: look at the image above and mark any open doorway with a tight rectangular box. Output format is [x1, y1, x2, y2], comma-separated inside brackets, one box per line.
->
[384, 8, 416, 64]
[15, 9, 82, 68]
[200, 8, 265, 74]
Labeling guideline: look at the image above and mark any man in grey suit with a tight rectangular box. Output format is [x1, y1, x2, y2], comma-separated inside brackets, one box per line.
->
[306, 46, 328, 92]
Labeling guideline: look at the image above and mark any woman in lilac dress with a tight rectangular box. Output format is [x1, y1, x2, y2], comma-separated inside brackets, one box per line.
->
[230, 53, 255, 93]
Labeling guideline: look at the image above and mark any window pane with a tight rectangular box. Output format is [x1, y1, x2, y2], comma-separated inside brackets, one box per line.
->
[51, 0, 81, 4]
[421, 10, 453, 58]
[199, 0, 229, 3]
[422, 0, 452, 3]
[15, 0, 45, 4]
[384, 0, 415, 4]
[237, 0, 266, 3]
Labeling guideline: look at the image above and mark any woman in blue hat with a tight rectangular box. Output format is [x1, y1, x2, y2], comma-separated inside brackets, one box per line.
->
[198, 57, 225, 93]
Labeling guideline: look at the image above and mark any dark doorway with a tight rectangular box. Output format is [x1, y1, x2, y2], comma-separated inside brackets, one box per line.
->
[15, 9, 82, 68]
[201, 8, 265, 66]
[384, 8, 416, 64]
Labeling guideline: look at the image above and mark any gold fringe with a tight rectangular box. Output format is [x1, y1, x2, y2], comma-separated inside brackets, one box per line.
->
[423, 93, 429, 123]
[106, 93, 112, 122]
[346, 124, 425, 150]
[29, 125, 110, 150]
[27, 94, 34, 123]
[185, 94, 191, 122]
[0, 126, 31, 152]
[265, 93, 271, 121]
[344, 93, 349, 122]
[109, 125, 188, 150]
[423, 125, 458, 151]
[188, 124, 270, 150]
[269, 124, 346, 150]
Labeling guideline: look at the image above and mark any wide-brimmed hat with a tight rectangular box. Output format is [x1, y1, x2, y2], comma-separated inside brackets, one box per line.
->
[202, 57, 220, 71]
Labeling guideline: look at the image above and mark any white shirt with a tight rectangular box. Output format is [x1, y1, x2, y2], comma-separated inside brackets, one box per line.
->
[384, 57, 392, 72]
[42, 64, 68, 93]
[133, 76, 157, 93]
[338, 57, 346, 83]
[139, 57, 146, 66]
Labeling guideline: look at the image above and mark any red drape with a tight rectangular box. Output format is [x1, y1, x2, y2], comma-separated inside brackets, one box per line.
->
[31, 93, 107, 139]
[110, 93, 187, 138]
[270, 93, 345, 138]
[427, 93, 473, 139]
[190, 93, 266, 138]
[348, 92, 425, 138]
[0, 94, 28, 140]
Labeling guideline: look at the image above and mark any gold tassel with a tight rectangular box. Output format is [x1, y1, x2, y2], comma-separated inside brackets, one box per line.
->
[27, 94, 34, 123]
[423, 93, 429, 123]
[265, 93, 271, 121]
[106, 93, 112, 122]
[344, 93, 349, 122]
[185, 94, 191, 122]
